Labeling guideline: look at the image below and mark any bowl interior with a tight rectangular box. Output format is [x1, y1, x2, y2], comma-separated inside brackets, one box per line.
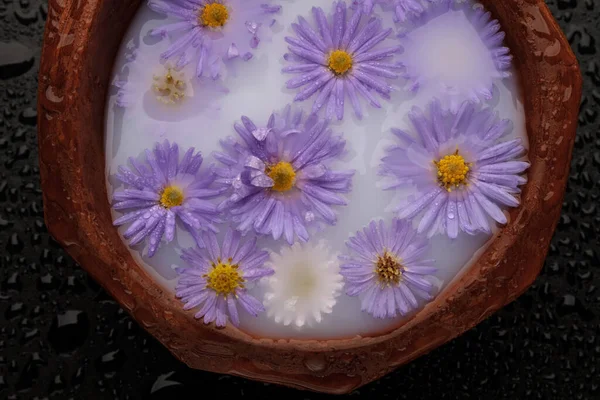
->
[104, 0, 529, 340]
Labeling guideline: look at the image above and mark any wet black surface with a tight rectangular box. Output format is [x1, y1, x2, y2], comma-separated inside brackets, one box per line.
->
[0, 0, 599, 398]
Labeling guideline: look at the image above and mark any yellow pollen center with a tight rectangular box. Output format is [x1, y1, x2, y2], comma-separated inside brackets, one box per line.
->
[328, 50, 353, 75]
[434, 150, 471, 192]
[204, 259, 244, 296]
[375, 252, 403, 286]
[265, 161, 296, 192]
[160, 186, 184, 208]
[153, 67, 187, 105]
[200, 3, 229, 28]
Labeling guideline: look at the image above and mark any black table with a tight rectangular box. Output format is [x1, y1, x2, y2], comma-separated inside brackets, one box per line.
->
[1, 0, 598, 398]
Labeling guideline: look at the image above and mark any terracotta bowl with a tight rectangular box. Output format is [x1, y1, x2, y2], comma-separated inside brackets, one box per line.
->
[37, 0, 581, 394]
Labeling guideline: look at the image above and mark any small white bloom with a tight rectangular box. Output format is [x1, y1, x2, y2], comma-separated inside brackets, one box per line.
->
[263, 240, 344, 328]
[111, 47, 227, 121]
[114, 50, 194, 108]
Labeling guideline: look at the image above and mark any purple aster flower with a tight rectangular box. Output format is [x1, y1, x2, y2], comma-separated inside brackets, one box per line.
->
[391, 0, 436, 22]
[283, 1, 403, 120]
[112, 140, 225, 256]
[351, 0, 379, 13]
[399, 0, 512, 109]
[176, 229, 273, 327]
[379, 99, 529, 238]
[214, 106, 355, 244]
[352, 0, 433, 21]
[148, 0, 281, 79]
[340, 219, 437, 319]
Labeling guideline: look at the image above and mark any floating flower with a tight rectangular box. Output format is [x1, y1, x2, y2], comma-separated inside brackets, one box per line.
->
[351, 0, 378, 13]
[177, 229, 273, 327]
[399, 0, 512, 109]
[112, 47, 228, 122]
[263, 241, 344, 327]
[214, 106, 355, 243]
[148, 0, 281, 79]
[379, 99, 529, 238]
[340, 219, 437, 319]
[112, 140, 224, 256]
[283, 1, 402, 120]
[391, 0, 435, 22]
[352, 0, 432, 21]
[114, 49, 194, 108]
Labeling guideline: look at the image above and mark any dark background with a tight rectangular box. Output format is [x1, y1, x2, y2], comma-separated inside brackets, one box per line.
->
[1, 0, 598, 398]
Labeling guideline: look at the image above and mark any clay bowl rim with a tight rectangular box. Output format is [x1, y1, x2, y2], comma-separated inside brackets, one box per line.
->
[37, 0, 581, 387]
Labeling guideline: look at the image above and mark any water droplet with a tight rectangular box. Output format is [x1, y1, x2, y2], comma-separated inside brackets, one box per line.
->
[72, 366, 85, 386]
[304, 211, 315, 222]
[49, 373, 66, 394]
[12, 128, 27, 142]
[31, 305, 42, 317]
[39, 3, 47, 19]
[557, 0, 577, 10]
[4, 272, 22, 291]
[0, 42, 34, 79]
[45, 86, 64, 103]
[18, 107, 37, 126]
[150, 371, 182, 394]
[47, 310, 89, 353]
[7, 233, 23, 253]
[14, 7, 38, 25]
[96, 349, 126, 376]
[64, 275, 87, 294]
[5, 302, 25, 319]
[304, 354, 328, 373]
[21, 328, 39, 343]
[16, 360, 38, 391]
[16, 144, 30, 159]
[38, 273, 59, 290]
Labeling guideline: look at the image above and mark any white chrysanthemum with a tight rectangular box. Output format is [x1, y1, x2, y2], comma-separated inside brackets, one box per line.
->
[263, 241, 344, 327]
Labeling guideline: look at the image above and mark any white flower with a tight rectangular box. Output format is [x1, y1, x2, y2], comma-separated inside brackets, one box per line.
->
[114, 50, 195, 108]
[263, 241, 344, 327]
[111, 47, 228, 121]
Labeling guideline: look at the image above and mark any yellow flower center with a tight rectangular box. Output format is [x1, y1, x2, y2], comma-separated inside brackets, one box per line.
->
[160, 186, 184, 208]
[153, 67, 187, 105]
[204, 259, 245, 296]
[265, 161, 296, 192]
[288, 263, 317, 297]
[328, 50, 353, 75]
[434, 150, 471, 192]
[375, 251, 403, 286]
[200, 3, 229, 28]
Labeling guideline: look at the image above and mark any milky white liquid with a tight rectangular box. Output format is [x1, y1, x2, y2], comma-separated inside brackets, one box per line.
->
[105, 0, 527, 339]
